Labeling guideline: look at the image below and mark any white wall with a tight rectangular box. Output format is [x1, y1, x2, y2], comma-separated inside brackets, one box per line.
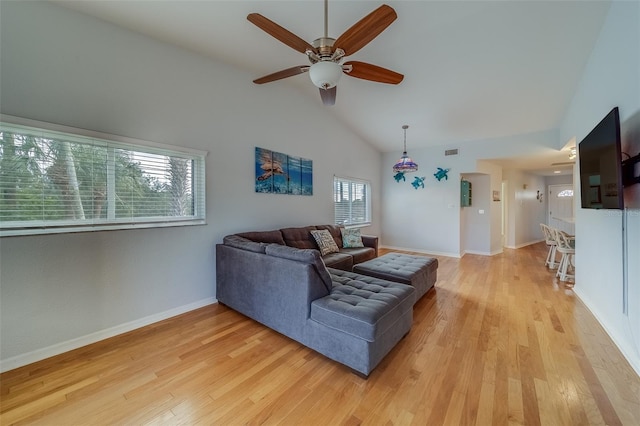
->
[381, 146, 463, 257]
[0, 2, 382, 370]
[559, 0, 640, 375]
[382, 129, 556, 256]
[545, 174, 573, 187]
[460, 174, 491, 255]
[502, 169, 547, 248]
[477, 160, 504, 254]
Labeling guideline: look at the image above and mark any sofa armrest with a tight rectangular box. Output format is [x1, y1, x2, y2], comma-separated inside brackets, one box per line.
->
[361, 235, 378, 257]
[216, 244, 329, 339]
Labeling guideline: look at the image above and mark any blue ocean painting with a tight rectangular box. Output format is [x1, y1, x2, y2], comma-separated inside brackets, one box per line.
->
[255, 147, 273, 193]
[272, 151, 288, 194]
[255, 147, 312, 196]
[287, 156, 302, 195]
[301, 158, 313, 195]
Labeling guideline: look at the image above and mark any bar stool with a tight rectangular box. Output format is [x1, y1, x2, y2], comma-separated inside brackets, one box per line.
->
[553, 228, 575, 282]
[540, 224, 558, 269]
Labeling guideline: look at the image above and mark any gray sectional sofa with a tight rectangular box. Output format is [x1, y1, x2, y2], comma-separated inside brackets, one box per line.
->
[216, 226, 416, 376]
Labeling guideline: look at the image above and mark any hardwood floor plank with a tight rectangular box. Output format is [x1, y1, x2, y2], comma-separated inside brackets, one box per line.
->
[571, 344, 623, 425]
[1, 243, 639, 425]
[518, 344, 542, 426]
[475, 379, 495, 425]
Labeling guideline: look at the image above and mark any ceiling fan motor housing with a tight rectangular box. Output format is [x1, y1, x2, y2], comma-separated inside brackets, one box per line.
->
[313, 37, 335, 57]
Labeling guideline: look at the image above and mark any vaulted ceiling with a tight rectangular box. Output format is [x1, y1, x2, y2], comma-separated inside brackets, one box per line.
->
[54, 0, 612, 174]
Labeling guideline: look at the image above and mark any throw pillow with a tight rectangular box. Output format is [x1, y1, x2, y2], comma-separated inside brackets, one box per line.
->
[310, 229, 340, 256]
[341, 227, 364, 248]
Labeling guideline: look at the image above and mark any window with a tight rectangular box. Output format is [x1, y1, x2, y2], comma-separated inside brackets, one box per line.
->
[0, 119, 206, 236]
[557, 189, 574, 197]
[333, 176, 371, 227]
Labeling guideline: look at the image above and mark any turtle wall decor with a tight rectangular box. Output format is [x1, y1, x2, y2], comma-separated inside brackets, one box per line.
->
[434, 167, 450, 181]
[411, 176, 426, 189]
[393, 171, 406, 182]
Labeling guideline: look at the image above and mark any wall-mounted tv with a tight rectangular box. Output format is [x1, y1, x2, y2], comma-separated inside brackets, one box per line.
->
[578, 107, 624, 209]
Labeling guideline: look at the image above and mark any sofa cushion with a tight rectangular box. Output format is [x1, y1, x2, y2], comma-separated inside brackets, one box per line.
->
[353, 253, 439, 285]
[322, 252, 354, 271]
[265, 244, 333, 291]
[340, 247, 376, 264]
[311, 269, 415, 342]
[310, 229, 340, 256]
[341, 227, 364, 248]
[281, 226, 318, 249]
[236, 230, 285, 245]
[223, 235, 268, 253]
[352, 253, 438, 301]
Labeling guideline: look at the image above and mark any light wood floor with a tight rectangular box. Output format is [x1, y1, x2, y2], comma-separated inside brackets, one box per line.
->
[2, 243, 639, 425]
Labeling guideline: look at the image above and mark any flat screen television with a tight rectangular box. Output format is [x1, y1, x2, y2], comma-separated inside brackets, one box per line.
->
[578, 107, 624, 209]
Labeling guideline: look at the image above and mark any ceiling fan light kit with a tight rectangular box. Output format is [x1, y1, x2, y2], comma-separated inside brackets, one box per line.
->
[248, 1, 403, 106]
[309, 61, 343, 89]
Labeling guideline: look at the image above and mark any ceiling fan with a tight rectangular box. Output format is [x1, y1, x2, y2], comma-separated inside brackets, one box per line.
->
[247, 0, 404, 106]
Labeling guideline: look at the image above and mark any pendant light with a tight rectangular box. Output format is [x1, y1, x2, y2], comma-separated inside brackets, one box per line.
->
[392, 125, 418, 173]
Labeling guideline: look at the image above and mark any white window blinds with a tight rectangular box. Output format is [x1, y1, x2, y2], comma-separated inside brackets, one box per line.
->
[333, 176, 371, 227]
[0, 119, 206, 236]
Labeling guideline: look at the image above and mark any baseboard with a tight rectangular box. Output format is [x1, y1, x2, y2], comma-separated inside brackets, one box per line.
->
[505, 238, 544, 249]
[381, 245, 461, 258]
[0, 297, 217, 373]
[462, 248, 504, 257]
[572, 288, 640, 377]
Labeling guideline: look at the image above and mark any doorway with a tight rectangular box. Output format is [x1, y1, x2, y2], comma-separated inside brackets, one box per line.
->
[501, 180, 508, 247]
[548, 184, 575, 235]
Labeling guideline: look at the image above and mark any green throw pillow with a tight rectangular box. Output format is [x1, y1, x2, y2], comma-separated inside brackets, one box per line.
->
[341, 228, 364, 248]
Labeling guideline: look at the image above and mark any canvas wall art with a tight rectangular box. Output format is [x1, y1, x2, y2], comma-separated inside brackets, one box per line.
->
[255, 147, 313, 195]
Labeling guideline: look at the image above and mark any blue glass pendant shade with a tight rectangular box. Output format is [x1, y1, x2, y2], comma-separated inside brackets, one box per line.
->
[393, 125, 418, 173]
[393, 152, 418, 173]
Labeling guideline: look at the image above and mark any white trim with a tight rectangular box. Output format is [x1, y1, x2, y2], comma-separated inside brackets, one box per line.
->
[573, 288, 640, 377]
[504, 238, 544, 249]
[380, 245, 460, 258]
[0, 298, 216, 373]
[1, 219, 206, 237]
[462, 248, 504, 257]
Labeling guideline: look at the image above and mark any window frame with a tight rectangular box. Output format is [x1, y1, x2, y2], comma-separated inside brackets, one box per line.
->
[0, 115, 207, 237]
[333, 175, 372, 228]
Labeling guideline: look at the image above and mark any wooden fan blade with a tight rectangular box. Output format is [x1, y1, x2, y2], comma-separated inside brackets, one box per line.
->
[319, 87, 336, 106]
[253, 66, 309, 84]
[344, 61, 403, 84]
[334, 5, 397, 56]
[247, 13, 316, 54]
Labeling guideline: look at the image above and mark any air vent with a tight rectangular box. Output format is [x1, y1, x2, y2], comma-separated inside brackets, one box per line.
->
[445, 149, 459, 156]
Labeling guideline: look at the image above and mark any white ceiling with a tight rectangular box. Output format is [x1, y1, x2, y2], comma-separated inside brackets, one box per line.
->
[54, 0, 611, 175]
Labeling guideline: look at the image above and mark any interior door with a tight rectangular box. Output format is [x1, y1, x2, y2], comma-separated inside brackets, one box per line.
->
[548, 184, 575, 235]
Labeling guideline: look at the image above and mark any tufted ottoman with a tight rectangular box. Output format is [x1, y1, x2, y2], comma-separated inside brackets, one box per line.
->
[352, 253, 438, 301]
[314, 269, 416, 342]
